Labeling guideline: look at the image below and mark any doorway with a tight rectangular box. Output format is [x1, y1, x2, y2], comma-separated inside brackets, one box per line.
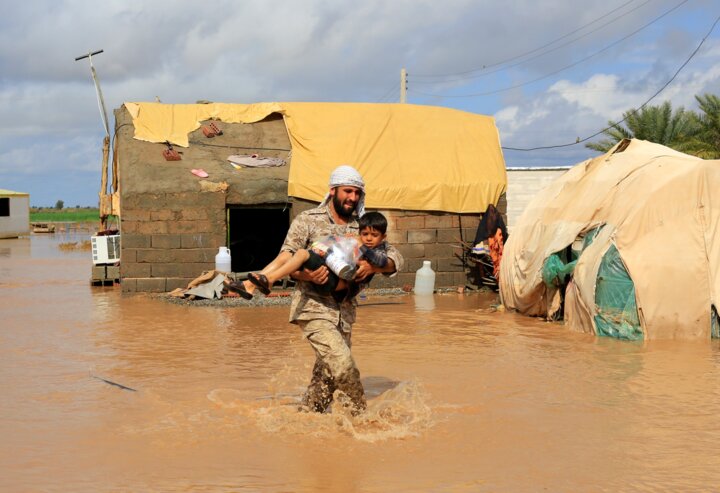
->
[227, 205, 290, 274]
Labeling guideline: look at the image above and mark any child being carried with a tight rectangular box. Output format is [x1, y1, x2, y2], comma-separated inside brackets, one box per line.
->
[227, 211, 389, 299]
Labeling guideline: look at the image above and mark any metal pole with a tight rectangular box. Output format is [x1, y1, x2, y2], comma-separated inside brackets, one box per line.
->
[75, 49, 110, 137]
[75, 50, 113, 228]
[400, 68, 407, 104]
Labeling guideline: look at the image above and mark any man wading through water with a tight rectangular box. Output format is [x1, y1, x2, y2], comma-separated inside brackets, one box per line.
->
[281, 165, 403, 415]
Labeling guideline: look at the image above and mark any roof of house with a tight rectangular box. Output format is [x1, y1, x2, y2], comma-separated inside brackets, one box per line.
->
[123, 101, 507, 213]
[0, 189, 29, 197]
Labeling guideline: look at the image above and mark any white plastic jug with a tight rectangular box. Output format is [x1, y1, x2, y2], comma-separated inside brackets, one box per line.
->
[414, 294, 436, 311]
[215, 246, 232, 273]
[413, 260, 435, 295]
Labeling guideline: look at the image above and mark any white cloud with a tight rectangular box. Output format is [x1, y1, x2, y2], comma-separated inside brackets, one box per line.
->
[0, 135, 100, 175]
[496, 56, 720, 167]
[548, 74, 639, 119]
[0, 0, 718, 202]
[495, 101, 553, 141]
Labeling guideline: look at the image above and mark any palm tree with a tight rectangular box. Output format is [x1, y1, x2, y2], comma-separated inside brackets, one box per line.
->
[585, 101, 701, 153]
[686, 93, 720, 159]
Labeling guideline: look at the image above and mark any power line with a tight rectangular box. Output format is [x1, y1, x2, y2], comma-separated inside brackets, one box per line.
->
[409, 0, 690, 98]
[376, 82, 400, 103]
[411, 0, 649, 82]
[501, 12, 720, 152]
[377, 84, 397, 103]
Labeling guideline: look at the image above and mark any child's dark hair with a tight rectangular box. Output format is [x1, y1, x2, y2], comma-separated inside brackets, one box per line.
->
[359, 211, 387, 234]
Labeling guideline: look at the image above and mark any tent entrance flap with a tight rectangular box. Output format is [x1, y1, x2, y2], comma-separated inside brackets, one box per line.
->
[594, 245, 643, 340]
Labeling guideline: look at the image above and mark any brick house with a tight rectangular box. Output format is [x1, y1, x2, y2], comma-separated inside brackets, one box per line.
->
[112, 102, 507, 293]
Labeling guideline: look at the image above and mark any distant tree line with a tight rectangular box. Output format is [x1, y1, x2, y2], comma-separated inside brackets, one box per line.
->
[30, 205, 98, 211]
[586, 93, 720, 158]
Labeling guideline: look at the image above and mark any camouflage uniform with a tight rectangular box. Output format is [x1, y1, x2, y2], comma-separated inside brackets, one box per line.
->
[281, 204, 404, 413]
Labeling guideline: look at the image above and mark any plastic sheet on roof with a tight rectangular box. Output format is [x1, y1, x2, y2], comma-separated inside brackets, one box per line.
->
[124, 101, 506, 213]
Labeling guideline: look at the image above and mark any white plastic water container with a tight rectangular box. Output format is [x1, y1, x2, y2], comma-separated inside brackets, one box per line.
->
[215, 246, 232, 273]
[414, 294, 436, 311]
[414, 260, 436, 295]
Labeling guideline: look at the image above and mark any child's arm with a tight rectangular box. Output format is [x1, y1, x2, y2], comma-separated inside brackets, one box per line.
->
[355, 244, 396, 281]
[359, 245, 388, 267]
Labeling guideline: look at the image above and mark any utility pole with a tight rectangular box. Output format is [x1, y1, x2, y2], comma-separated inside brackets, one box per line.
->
[75, 50, 110, 137]
[400, 68, 407, 104]
[75, 49, 115, 228]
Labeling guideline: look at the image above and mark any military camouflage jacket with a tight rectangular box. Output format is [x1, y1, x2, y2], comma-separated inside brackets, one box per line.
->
[281, 204, 404, 329]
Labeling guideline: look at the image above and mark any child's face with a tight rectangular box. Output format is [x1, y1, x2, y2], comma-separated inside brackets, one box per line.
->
[359, 227, 386, 249]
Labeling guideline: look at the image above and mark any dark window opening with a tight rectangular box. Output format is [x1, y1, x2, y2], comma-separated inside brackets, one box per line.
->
[0, 198, 9, 217]
[227, 206, 290, 273]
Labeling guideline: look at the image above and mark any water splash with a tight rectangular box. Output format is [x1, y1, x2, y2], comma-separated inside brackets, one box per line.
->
[335, 380, 434, 442]
[207, 379, 434, 442]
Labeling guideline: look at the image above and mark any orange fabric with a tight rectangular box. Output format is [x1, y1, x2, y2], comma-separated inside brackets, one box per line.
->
[488, 228, 504, 279]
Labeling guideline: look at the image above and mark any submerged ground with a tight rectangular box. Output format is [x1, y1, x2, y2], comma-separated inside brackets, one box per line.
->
[2, 234, 720, 492]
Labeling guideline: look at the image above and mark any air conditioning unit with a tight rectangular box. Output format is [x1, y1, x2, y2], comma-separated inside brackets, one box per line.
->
[91, 235, 120, 265]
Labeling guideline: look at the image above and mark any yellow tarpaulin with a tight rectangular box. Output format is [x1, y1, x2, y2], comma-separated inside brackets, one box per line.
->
[124, 101, 506, 213]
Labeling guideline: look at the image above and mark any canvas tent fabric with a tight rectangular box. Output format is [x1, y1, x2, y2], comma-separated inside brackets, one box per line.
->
[123, 102, 506, 213]
[499, 139, 720, 340]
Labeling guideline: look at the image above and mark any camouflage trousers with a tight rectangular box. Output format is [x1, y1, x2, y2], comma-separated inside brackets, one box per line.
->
[297, 319, 366, 414]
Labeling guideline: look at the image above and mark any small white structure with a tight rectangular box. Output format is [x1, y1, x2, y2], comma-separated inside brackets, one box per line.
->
[505, 167, 571, 230]
[0, 189, 30, 238]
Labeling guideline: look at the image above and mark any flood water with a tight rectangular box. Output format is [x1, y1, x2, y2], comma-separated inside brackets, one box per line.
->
[3, 234, 720, 492]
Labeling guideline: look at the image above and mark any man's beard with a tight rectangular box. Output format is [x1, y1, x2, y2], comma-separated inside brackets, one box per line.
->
[332, 193, 357, 219]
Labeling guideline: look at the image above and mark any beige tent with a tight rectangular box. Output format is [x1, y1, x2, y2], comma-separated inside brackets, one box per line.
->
[499, 139, 720, 340]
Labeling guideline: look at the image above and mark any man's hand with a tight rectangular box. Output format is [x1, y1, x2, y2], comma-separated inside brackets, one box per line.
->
[307, 264, 330, 285]
[292, 264, 330, 285]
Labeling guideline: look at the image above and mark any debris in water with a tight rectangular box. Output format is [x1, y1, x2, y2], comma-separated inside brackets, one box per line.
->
[91, 374, 137, 392]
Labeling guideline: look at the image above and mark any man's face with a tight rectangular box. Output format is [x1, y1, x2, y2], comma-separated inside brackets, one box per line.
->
[330, 186, 362, 219]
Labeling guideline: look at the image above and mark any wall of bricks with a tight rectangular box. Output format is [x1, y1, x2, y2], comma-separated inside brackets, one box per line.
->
[120, 191, 227, 293]
[121, 194, 501, 293]
[375, 209, 481, 289]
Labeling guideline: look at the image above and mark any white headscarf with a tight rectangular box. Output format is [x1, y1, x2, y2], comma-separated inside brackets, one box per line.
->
[320, 165, 366, 217]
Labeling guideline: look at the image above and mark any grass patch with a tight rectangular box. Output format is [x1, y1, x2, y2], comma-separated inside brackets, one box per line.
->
[30, 208, 111, 223]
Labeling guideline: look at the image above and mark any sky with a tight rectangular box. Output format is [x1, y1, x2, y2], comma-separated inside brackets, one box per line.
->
[0, 0, 718, 206]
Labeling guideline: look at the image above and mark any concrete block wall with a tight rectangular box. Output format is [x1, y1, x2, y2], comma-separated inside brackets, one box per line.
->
[376, 210, 481, 289]
[121, 196, 491, 293]
[120, 191, 227, 292]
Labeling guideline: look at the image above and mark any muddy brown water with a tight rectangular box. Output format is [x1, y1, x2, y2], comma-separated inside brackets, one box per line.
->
[3, 234, 720, 492]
